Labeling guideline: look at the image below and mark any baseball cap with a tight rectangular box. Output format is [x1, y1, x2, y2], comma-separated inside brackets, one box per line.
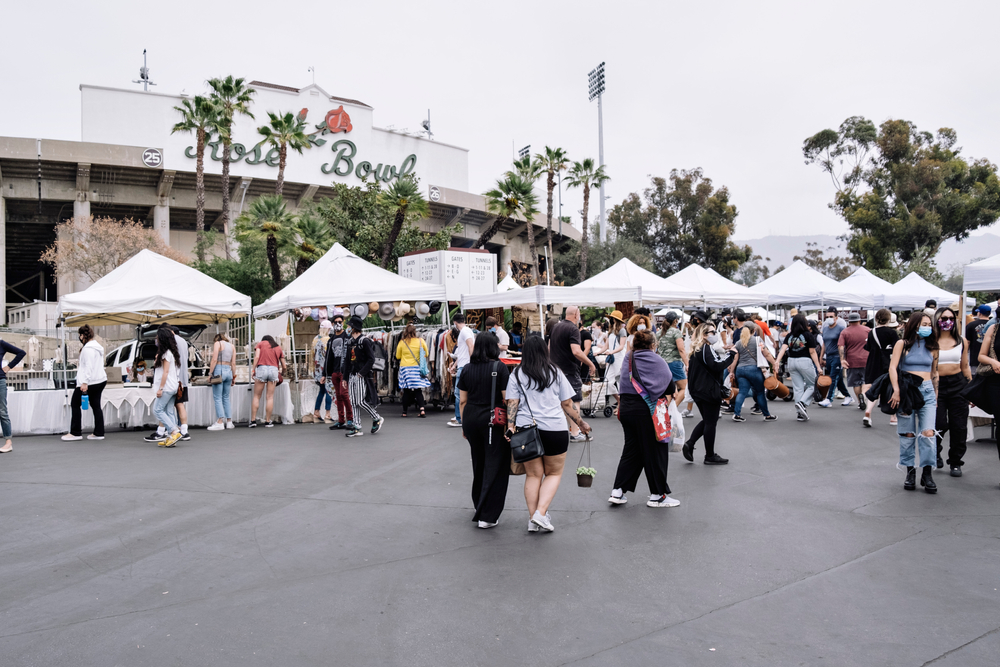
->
[977, 305, 992, 316]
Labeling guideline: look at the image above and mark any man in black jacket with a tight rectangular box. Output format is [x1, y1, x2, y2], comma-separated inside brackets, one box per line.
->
[322, 313, 354, 430]
[343, 316, 384, 437]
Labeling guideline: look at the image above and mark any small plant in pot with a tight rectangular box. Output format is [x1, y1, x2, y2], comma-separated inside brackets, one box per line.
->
[576, 466, 597, 488]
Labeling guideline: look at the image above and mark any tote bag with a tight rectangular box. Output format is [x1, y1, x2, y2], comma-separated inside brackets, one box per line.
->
[628, 354, 672, 444]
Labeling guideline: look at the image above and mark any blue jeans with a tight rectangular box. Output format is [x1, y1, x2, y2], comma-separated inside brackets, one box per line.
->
[153, 391, 179, 433]
[314, 380, 332, 412]
[734, 365, 770, 417]
[0, 378, 10, 438]
[824, 353, 848, 400]
[212, 366, 233, 420]
[454, 366, 463, 423]
[898, 380, 937, 468]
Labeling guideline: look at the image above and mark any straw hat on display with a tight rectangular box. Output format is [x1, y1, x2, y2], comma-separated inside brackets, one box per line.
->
[352, 303, 369, 319]
[378, 302, 396, 320]
[415, 301, 430, 318]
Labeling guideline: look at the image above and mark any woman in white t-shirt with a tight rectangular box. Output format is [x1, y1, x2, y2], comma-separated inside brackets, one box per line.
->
[152, 328, 182, 447]
[505, 334, 591, 533]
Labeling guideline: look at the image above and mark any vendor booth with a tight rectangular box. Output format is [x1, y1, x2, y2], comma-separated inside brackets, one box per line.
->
[574, 258, 701, 305]
[754, 260, 869, 307]
[663, 264, 768, 306]
[878, 272, 971, 310]
[834, 267, 895, 308]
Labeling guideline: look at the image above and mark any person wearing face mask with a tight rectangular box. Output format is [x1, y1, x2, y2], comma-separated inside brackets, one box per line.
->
[485, 316, 510, 359]
[933, 307, 971, 476]
[310, 320, 334, 424]
[838, 313, 871, 410]
[774, 313, 823, 421]
[863, 308, 899, 427]
[818, 308, 850, 407]
[684, 323, 737, 464]
[656, 312, 688, 410]
[62, 325, 107, 441]
[322, 312, 355, 431]
[887, 313, 939, 494]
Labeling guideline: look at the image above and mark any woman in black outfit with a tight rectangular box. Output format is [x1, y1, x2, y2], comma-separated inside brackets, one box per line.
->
[863, 308, 900, 428]
[458, 332, 510, 529]
[977, 322, 1000, 476]
[684, 323, 738, 464]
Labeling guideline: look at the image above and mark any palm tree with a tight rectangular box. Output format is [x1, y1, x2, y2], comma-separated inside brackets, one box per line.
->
[475, 175, 540, 279]
[290, 211, 336, 276]
[208, 76, 255, 259]
[506, 156, 544, 284]
[378, 177, 430, 269]
[234, 195, 294, 289]
[171, 95, 219, 263]
[565, 158, 610, 281]
[257, 111, 311, 196]
[534, 146, 569, 277]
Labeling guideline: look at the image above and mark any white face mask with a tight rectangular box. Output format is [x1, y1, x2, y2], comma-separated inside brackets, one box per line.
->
[825, 317, 834, 326]
[637, 324, 647, 331]
[707, 333, 720, 345]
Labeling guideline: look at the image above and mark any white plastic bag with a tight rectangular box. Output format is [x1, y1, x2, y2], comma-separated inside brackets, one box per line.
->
[668, 399, 684, 452]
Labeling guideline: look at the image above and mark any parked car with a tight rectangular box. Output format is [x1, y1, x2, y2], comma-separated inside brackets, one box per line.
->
[105, 325, 208, 383]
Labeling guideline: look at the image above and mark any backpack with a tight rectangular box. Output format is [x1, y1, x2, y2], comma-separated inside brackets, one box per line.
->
[371, 340, 387, 372]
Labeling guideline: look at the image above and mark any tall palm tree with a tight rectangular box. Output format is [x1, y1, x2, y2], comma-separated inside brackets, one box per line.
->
[565, 158, 610, 281]
[208, 76, 255, 259]
[378, 177, 430, 269]
[171, 95, 219, 263]
[257, 111, 311, 196]
[234, 195, 294, 289]
[506, 156, 544, 284]
[475, 175, 540, 280]
[290, 211, 336, 276]
[534, 146, 569, 276]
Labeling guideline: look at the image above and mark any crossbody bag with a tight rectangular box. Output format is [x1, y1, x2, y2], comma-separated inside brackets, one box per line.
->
[509, 368, 545, 463]
[628, 353, 672, 444]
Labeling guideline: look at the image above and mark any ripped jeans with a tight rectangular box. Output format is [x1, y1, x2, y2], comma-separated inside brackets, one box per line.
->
[897, 379, 937, 468]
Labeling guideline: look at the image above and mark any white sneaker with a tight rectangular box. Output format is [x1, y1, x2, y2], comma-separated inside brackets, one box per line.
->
[835, 392, 847, 400]
[86, 434, 104, 440]
[225, 421, 235, 429]
[447, 419, 462, 428]
[61, 434, 83, 441]
[862, 415, 872, 428]
[531, 510, 554, 532]
[527, 513, 550, 533]
[477, 520, 498, 529]
[207, 422, 225, 431]
[647, 494, 681, 508]
[795, 401, 809, 421]
[841, 396, 855, 407]
[570, 433, 587, 442]
[682, 409, 695, 418]
[818, 399, 832, 408]
[608, 489, 628, 505]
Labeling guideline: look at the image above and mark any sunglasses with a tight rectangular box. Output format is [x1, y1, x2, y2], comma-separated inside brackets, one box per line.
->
[705, 329, 717, 334]
[939, 317, 955, 322]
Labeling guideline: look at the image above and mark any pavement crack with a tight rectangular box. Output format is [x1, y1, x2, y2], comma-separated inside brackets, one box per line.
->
[920, 623, 1000, 665]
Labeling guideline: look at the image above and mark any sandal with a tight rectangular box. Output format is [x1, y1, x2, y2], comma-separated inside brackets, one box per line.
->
[419, 409, 426, 418]
[401, 412, 408, 418]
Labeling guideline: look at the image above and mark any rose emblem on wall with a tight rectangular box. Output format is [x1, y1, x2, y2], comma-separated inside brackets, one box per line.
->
[324, 106, 353, 134]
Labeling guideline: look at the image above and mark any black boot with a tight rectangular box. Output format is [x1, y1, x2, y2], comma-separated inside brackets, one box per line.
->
[904, 466, 916, 491]
[920, 466, 937, 494]
[682, 442, 694, 462]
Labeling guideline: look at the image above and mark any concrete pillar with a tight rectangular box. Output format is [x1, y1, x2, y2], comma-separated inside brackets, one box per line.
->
[154, 204, 170, 245]
[499, 245, 512, 279]
[73, 198, 90, 220]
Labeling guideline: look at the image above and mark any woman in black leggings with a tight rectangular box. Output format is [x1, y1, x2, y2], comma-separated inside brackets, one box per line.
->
[684, 322, 737, 464]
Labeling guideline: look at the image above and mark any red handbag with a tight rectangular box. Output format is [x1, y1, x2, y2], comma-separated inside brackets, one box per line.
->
[489, 362, 507, 426]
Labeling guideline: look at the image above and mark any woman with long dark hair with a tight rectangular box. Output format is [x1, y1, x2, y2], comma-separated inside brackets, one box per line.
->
[933, 307, 971, 476]
[62, 324, 108, 441]
[888, 312, 939, 493]
[774, 313, 822, 422]
[396, 323, 430, 417]
[506, 334, 591, 532]
[151, 328, 182, 448]
[684, 323, 737, 464]
[863, 308, 899, 427]
[608, 331, 678, 508]
[457, 332, 510, 528]
[251, 334, 286, 427]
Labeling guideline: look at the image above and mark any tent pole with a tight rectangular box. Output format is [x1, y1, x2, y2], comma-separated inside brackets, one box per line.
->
[962, 291, 968, 327]
[59, 319, 68, 409]
[288, 312, 298, 383]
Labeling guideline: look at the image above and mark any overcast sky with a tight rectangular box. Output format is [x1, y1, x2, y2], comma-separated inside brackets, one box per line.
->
[3, 0, 1000, 243]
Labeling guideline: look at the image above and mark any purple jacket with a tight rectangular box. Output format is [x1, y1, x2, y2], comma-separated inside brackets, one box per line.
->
[621, 349, 672, 399]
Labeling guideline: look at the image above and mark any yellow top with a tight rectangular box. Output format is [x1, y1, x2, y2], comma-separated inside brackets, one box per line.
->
[396, 337, 428, 367]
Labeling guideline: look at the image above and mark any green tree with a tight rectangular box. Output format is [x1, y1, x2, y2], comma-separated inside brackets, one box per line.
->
[733, 253, 771, 286]
[257, 111, 311, 196]
[476, 175, 540, 276]
[378, 176, 430, 268]
[290, 211, 336, 276]
[793, 242, 856, 280]
[554, 222, 654, 285]
[565, 158, 610, 281]
[535, 147, 569, 276]
[193, 236, 276, 306]
[208, 76, 256, 259]
[608, 169, 752, 278]
[804, 117, 1000, 271]
[508, 156, 544, 284]
[171, 95, 219, 262]
[234, 195, 295, 289]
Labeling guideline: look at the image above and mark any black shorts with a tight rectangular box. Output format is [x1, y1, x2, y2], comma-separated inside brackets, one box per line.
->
[566, 372, 583, 403]
[539, 429, 569, 457]
[175, 386, 189, 403]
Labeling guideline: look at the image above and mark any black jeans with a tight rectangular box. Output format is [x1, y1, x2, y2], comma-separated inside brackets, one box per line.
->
[613, 413, 670, 496]
[465, 419, 510, 523]
[688, 398, 721, 457]
[935, 374, 969, 466]
[70, 381, 107, 437]
[401, 388, 426, 413]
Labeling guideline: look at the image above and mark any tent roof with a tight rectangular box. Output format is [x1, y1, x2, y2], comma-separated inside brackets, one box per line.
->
[575, 258, 700, 304]
[462, 285, 641, 309]
[880, 272, 967, 309]
[664, 264, 768, 305]
[496, 275, 520, 292]
[753, 260, 866, 306]
[58, 249, 252, 326]
[255, 243, 447, 318]
[964, 252, 1000, 292]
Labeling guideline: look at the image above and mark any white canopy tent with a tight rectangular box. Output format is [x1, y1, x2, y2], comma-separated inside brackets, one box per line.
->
[58, 249, 252, 326]
[753, 260, 868, 306]
[818, 267, 896, 309]
[461, 285, 642, 310]
[254, 243, 447, 318]
[878, 272, 971, 310]
[663, 264, 768, 306]
[963, 253, 1000, 293]
[496, 274, 521, 292]
[574, 258, 701, 305]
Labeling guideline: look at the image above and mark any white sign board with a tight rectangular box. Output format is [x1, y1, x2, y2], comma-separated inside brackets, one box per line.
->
[398, 249, 496, 301]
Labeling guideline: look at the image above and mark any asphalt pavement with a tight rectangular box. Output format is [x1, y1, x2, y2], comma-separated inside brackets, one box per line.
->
[1, 397, 999, 666]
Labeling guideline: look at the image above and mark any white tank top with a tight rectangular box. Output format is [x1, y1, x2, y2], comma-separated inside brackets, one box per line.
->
[938, 341, 962, 365]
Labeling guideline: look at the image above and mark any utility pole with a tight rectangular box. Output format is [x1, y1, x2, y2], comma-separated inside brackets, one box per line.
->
[132, 49, 156, 91]
[588, 62, 606, 241]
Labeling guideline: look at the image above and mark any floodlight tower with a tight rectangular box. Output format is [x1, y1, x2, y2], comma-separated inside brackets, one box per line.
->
[588, 62, 606, 241]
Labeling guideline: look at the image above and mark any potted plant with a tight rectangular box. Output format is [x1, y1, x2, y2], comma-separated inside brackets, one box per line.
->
[576, 466, 597, 488]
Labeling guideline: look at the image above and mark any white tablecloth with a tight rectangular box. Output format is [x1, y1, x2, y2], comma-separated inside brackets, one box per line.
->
[8, 384, 293, 436]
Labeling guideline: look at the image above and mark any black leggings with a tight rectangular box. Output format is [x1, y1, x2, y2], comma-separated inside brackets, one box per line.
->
[936, 374, 969, 466]
[687, 398, 721, 457]
[613, 413, 670, 496]
[70, 381, 106, 437]
[401, 388, 426, 413]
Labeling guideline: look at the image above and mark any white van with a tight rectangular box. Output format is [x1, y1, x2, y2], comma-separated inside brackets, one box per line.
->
[105, 325, 208, 383]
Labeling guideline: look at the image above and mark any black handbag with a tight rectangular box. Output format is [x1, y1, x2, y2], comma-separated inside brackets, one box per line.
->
[509, 368, 545, 463]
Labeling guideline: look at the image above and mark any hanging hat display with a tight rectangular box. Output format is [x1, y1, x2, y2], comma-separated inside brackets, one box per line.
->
[310, 308, 320, 321]
[352, 303, 369, 319]
[369, 301, 380, 315]
[415, 301, 430, 318]
[393, 303, 407, 320]
[427, 301, 442, 315]
[378, 302, 395, 320]
[395, 301, 411, 316]
[318, 307, 328, 321]
[331, 306, 344, 318]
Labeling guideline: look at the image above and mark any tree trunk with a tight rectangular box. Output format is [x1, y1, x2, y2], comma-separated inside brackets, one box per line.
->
[296, 256, 310, 276]
[276, 144, 287, 196]
[579, 185, 591, 282]
[381, 207, 407, 269]
[474, 216, 508, 249]
[221, 137, 232, 260]
[267, 233, 281, 289]
[195, 128, 206, 263]
[545, 170, 555, 282]
[525, 214, 540, 285]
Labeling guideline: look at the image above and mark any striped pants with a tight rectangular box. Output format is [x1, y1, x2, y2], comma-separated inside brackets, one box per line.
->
[349, 373, 380, 424]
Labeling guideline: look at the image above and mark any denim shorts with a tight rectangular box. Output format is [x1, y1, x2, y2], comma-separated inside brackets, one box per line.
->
[668, 360, 687, 381]
[255, 365, 279, 383]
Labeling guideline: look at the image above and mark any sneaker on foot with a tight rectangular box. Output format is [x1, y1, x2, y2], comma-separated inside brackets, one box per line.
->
[347, 427, 364, 438]
[144, 432, 166, 442]
[531, 510, 554, 532]
[750, 406, 763, 415]
[87, 434, 105, 440]
[818, 399, 832, 408]
[0, 441, 11, 453]
[225, 421, 235, 429]
[371, 416, 385, 434]
[447, 419, 462, 428]
[207, 422, 225, 431]
[608, 490, 628, 505]
[950, 465, 963, 477]
[248, 421, 258, 428]
[162, 431, 181, 448]
[330, 422, 347, 430]
[796, 414, 807, 421]
[682, 409, 695, 418]
[264, 421, 274, 428]
[61, 434, 83, 441]
[795, 401, 809, 421]
[478, 520, 498, 529]
[862, 415, 872, 427]
[835, 392, 847, 400]
[179, 432, 192, 441]
[732, 415, 746, 423]
[647, 494, 680, 508]
[704, 453, 729, 465]
[570, 433, 587, 442]
[763, 415, 777, 422]
[682, 443, 694, 462]
[842, 396, 855, 407]
[527, 513, 550, 532]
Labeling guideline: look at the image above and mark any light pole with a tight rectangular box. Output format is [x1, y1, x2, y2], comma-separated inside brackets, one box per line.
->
[588, 62, 606, 241]
[132, 49, 156, 91]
